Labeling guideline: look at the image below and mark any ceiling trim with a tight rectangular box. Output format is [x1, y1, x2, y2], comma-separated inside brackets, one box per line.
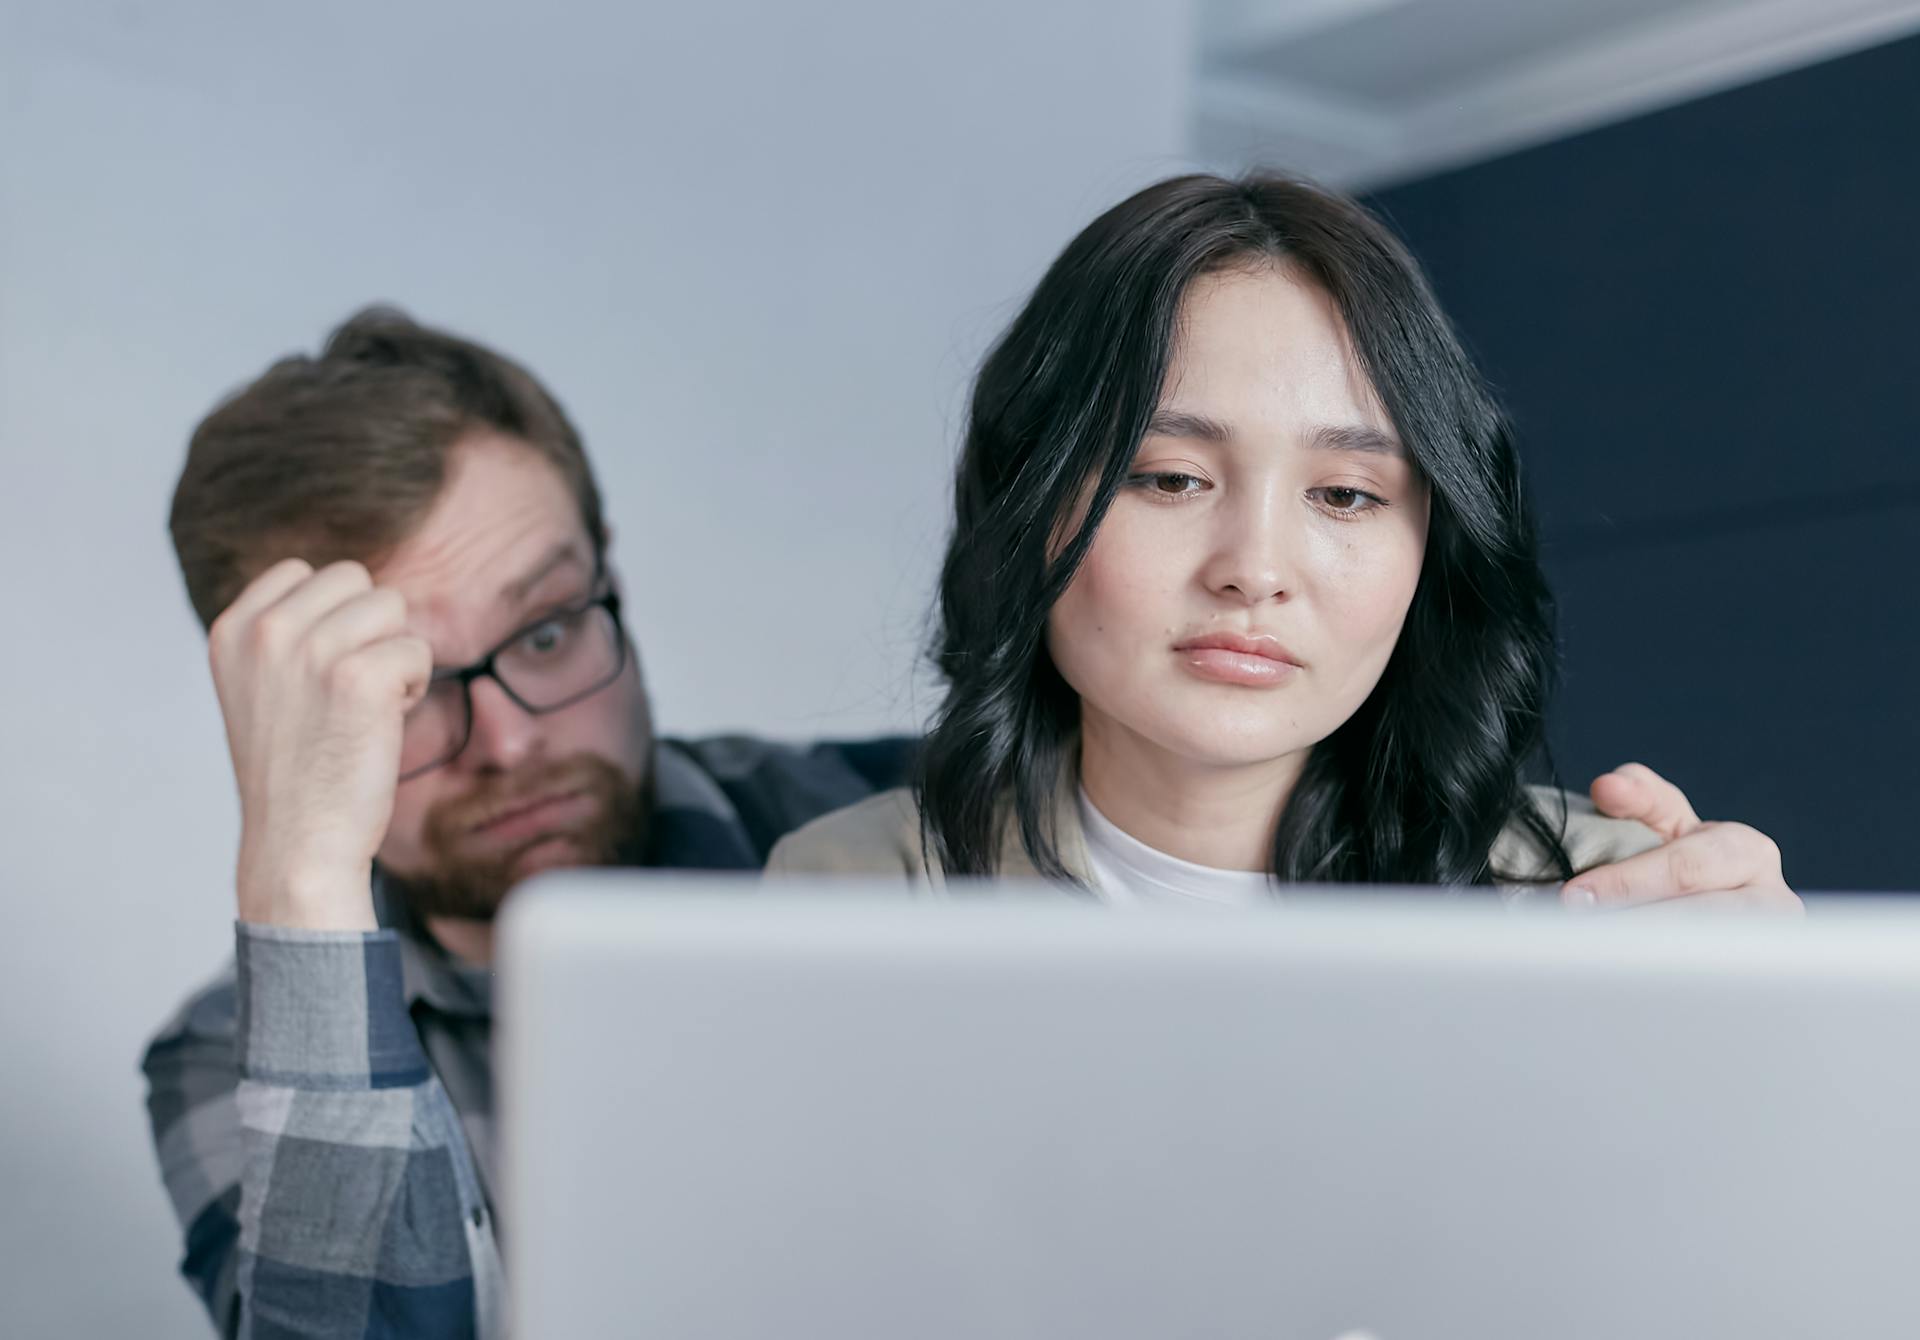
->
[1191, 73, 1404, 184]
[1198, 0, 1920, 190]
[1199, 0, 1413, 58]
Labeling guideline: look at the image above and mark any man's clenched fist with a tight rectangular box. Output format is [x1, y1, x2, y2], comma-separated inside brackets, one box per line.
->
[208, 559, 432, 929]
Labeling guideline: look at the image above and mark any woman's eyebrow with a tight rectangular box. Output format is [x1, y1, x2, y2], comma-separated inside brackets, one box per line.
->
[1145, 408, 1232, 442]
[1307, 423, 1406, 457]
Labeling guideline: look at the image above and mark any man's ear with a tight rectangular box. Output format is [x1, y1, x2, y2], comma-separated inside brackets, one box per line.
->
[600, 525, 622, 593]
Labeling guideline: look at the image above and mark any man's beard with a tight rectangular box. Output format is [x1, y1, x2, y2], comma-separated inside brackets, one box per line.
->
[384, 753, 651, 924]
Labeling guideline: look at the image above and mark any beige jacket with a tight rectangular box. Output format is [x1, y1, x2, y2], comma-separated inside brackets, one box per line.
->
[767, 769, 1661, 893]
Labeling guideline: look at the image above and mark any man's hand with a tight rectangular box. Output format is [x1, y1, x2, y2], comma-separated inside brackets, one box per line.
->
[208, 559, 432, 930]
[1562, 763, 1802, 914]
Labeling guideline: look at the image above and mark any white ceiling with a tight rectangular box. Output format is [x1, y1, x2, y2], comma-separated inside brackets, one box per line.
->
[1193, 0, 1920, 188]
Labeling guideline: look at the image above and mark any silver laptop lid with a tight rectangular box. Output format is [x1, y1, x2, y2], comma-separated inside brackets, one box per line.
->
[500, 876, 1918, 1340]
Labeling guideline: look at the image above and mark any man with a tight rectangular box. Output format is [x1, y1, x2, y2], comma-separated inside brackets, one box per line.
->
[143, 308, 1796, 1339]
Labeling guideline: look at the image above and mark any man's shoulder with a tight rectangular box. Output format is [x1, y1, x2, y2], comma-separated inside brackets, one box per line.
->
[141, 957, 242, 1145]
[144, 958, 240, 1057]
[668, 733, 919, 792]
[663, 733, 919, 861]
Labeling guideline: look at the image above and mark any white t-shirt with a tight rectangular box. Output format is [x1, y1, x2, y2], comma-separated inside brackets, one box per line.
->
[1077, 787, 1277, 907]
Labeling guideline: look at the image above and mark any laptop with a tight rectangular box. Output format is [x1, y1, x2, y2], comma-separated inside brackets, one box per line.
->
[498, 875, 1919, 1339]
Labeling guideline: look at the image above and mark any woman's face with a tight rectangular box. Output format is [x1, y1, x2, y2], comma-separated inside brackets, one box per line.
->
[1047, 264, 1431, 772]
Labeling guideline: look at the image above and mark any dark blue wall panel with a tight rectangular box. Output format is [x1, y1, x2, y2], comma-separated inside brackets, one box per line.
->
[1369, 33, 1920, 890]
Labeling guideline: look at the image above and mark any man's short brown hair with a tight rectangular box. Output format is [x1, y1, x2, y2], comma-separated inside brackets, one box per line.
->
[169, 306, 608, 628]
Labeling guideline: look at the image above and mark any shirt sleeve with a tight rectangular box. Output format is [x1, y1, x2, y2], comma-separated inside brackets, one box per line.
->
[144, 924, 504, 1339]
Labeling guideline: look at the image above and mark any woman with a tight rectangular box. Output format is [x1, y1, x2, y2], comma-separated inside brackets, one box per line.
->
[769, 173, 1712, 898]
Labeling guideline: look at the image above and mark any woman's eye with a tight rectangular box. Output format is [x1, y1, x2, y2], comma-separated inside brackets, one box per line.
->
[1131, 472, 1207, 497]
[1314, 486, 1382, 514]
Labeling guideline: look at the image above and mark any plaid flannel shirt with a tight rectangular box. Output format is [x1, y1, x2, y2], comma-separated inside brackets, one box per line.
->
[141, 734, 915, 1339]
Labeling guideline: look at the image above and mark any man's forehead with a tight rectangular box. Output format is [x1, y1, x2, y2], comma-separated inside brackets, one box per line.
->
[385, 433, 582, 569]
[364, 433, 599, 650]
[382, 534, 595, 648]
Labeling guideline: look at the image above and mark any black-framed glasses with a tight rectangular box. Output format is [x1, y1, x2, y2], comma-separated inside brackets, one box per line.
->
[399, 587, 628, 781]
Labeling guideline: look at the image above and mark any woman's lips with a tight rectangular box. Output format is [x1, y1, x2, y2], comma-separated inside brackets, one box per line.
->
[1173, 633, 1304, 688]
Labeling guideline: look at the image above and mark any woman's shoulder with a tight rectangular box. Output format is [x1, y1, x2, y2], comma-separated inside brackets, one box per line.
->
[764, 786, 932, 881]
[1491, 784, 1662, 884]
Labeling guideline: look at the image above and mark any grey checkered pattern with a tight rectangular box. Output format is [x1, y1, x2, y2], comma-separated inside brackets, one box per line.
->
[142, 734, 915, 1338]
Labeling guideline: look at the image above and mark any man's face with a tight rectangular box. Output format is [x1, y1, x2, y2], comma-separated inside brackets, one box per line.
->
[371, 430, 653, 920]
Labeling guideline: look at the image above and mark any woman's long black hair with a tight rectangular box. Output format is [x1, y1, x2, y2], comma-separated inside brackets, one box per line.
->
[918, 172, 1572, 885]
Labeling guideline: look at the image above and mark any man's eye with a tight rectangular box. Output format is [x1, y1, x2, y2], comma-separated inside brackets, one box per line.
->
[523, 618, 571, 654]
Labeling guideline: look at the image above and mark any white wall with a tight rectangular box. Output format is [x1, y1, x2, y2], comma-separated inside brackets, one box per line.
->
[0, 2, 1194, 1333]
